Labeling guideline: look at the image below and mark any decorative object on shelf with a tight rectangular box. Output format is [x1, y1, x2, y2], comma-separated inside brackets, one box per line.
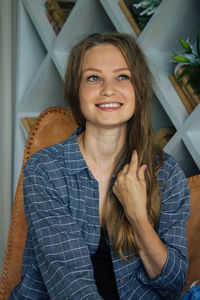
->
[21, 117, 37, 134]
[176, 66, 199, 108]
[169, 74, 194, 114]
[45, 0, 75, 35]
[154, 127, 176, 148]
[133, 0, 162, 16]
[169, 34, 200, 113]
[118, 0, 162, 34]
[118, 0, 141, 36]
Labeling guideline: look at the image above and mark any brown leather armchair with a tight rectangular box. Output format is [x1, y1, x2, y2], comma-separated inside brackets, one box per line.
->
[0, 107, 78, 299]
[0, 106, 199, 299]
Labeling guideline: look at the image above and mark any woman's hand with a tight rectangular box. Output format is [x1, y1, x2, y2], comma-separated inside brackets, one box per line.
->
[113, 150, 168, 280]
[113, 150, 148, 224]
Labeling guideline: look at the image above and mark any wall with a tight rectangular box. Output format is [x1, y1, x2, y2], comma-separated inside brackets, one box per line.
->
[0, 0, 17, 275]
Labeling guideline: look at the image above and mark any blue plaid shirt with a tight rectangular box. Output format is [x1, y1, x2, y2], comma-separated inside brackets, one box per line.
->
[9, 128, 190, 300]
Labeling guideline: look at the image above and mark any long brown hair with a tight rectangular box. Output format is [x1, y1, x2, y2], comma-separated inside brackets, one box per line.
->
[65, 32, 164, 258]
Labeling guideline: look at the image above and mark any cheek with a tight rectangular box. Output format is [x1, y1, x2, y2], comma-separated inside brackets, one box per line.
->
[123, 85, 135, 102]
[78, 85, 92, 117]
[79, 83, 98, 105]
[125, 87, 136, 116]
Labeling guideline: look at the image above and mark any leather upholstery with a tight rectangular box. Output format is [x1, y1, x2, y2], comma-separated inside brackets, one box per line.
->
[184, 175, 200, 291]
[0, 107, 77, 300]
[0, 106, 199, 299]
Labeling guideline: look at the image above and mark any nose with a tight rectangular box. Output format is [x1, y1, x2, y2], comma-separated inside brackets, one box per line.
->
[100, 80, 116, 97]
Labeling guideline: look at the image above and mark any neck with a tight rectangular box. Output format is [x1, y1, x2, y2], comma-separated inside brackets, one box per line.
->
[78, 124, 127, 172]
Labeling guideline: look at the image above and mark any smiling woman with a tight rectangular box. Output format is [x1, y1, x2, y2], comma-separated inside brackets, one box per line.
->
[78, 43, 135, 129]
[9, 33, 190, 300]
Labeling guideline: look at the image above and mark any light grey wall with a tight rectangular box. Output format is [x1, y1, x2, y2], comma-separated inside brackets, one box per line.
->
[0, 0, 17, 275]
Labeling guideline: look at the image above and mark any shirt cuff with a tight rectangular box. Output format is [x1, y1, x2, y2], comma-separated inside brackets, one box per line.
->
[136, 250, 186, 292]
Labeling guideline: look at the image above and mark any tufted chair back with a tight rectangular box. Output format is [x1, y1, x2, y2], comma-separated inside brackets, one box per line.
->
[0, 107, 77, 299]
[184, 175, 200, 291]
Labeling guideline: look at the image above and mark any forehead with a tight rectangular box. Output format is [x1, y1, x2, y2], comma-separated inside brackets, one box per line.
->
[82, 43, 128, 68]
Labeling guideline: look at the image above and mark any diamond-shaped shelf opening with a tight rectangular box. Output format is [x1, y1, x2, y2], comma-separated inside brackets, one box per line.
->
[186, 131, 200, 170]
[147, 50, 188, 129]
[17, 1, 48, 102]
[152, 95, 174, 133]
[140, 0, 200, 53]
[168, 140, 199, 177]
[23, 0, 56, 50]
[19, 56, 65, 114]
[51, 51, 69, 81]
[44, 0, 76, 37]
[152, 95, 176, 149]
[53, 0, 115, 54]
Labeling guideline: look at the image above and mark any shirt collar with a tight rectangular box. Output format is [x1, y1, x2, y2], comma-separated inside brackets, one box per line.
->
[63, 127, 88, 176]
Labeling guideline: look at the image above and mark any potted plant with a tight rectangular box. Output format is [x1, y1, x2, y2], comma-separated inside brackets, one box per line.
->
[118, 0, 162, 35]
[132, 0, 162, 30]
[171, 33, 200, 107]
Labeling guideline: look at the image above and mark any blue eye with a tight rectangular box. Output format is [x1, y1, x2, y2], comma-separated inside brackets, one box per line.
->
[118, 74, 130, 80]
[87, 75, 99, 82]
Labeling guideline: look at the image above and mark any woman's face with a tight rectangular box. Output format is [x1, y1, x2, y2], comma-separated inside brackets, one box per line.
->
[79, 43, 135, 130]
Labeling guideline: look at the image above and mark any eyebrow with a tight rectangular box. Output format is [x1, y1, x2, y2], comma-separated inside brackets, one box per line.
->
[82, 67, 130, 73]
[113, 68, 130, 73]
[82, 68, 102, 73]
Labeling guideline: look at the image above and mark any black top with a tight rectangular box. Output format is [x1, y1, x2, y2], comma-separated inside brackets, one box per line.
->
[91, 228, 120, 300]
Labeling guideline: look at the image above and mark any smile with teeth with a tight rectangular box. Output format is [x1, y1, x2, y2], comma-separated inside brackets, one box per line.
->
[96, 102, 122, 108]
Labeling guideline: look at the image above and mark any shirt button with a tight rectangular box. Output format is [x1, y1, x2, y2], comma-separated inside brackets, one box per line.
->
[120, 277, 124, 283]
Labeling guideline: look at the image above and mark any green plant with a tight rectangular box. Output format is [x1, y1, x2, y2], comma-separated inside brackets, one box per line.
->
[133, 0, 162, 16]
[124, 0, 162, 30]
[172, 33, 200, 95]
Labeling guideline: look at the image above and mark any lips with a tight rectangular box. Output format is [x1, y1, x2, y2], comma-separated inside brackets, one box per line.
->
[95, 102, 123, 112]
[95, 102, 122, 109]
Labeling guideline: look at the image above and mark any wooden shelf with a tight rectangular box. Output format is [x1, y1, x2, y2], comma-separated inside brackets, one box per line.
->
[21, 117, 37, 134]
[169, 74, 194, 114]
[154, 126, 176, 148]
[118, 0, 141, 36]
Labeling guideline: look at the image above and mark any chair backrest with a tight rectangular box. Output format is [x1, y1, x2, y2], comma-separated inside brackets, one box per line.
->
[184, 174, 200, 291]
[0, 106, 199, 299]
[0, 107, 78, 300]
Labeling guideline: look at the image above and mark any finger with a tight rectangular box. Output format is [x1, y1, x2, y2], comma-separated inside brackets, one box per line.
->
[119, 164, 129, 175]
[138, 165, 147, 183]
[128, 150, 138, 174]
[112, 183, 120, 198]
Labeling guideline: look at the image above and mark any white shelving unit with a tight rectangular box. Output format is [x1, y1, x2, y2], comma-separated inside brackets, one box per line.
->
[13, 0, 200, 194]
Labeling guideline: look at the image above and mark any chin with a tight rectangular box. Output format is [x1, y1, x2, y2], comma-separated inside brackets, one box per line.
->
[96, 121, 128, 130]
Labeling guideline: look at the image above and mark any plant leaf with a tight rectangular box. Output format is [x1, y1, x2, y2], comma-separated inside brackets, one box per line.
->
[174, 62, 190, 75]
[180, 39, 192, 52]
[172, 55, 190, 63]
[176, 65, 196, 82]
[184, 53, 196, 62]
[187, 70, 200, 86]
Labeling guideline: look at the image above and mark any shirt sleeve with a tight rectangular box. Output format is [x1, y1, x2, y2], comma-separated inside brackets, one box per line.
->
[136, 156, 190, 299]
[23, 160, 103, 300]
